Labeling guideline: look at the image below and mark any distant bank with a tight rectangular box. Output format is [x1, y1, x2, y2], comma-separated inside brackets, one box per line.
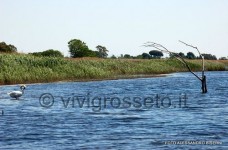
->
[0, 54, 227, 85]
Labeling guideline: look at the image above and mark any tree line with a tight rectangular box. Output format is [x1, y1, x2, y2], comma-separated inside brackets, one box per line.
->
[117, 50, 220, 60]
[0, 39, 109, 59]
[0, 40, 227, 60]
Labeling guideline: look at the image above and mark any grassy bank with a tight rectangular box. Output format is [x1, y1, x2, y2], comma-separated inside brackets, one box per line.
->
[0, 54, 227, 85]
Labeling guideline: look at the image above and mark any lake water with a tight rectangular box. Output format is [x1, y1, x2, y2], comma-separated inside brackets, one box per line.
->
[0, 72, 227, 149]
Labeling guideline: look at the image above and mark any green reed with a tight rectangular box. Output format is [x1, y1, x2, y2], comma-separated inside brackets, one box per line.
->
[0, 53, 227, 85]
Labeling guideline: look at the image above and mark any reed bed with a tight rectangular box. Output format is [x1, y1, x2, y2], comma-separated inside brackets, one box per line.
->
[0, 54, 227, 85]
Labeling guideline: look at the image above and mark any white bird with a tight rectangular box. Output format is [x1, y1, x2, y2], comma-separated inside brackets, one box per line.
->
[8, 85, 26, 100]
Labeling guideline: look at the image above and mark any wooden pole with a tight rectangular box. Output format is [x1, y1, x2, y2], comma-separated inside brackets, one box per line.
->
[179, 41, 208, 93]
[201, 56, 207, 93]
[143, 41, 208, 93]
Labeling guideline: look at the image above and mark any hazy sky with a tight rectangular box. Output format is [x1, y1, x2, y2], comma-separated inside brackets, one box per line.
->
[1, 0, 228, 58]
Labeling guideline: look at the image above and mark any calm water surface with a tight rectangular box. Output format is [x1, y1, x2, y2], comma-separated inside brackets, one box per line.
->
[0, 72, 227, 149]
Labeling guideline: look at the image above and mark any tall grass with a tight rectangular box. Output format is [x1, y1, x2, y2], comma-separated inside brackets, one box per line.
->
[0, 53, 227, 85]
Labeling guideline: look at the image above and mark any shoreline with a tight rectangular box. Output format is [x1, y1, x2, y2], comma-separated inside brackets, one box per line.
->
[66, 74, 169, 82]
[0, 73, 168, 86]
[1, 70, 228, 86]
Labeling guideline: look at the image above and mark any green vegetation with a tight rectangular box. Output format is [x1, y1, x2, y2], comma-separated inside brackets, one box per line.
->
[68, 39, 108, 58]
[149, 50, 164, 58]
[0, 42, 17, 53]
[68, 39, 95, 57]
[96, 45, 109, 58]
[0, 53, 227, 85]
[0, 40, 224, 60]
[29, 49, 64, 58]
[186, 52, 196, 59]
[202, 53, 217, 60]
[0, 40, 227, 85]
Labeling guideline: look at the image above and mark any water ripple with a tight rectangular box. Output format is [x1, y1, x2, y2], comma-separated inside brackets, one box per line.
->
[0, 71, 227, 149]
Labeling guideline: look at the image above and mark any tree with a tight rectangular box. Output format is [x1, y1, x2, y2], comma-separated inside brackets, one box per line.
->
[219, 57, 227, 60]
[0, 42, 17, 53]
[169, 53, 177, 59]
[96, 45, 109, 58]
[123, 54, 131, 59]
[30, 49, 64, 57]
[136, 55, 143, 59]
[68, 39, 91, 58]
[169, 52, 186, 59]
[179, 52, 185, 58]
[93, 51, 100, 57]
[142, 53, 151, 59]
[110, 55, 117, 59]
[149, 50, 163, 58]
[41, 49, 63, 57]
[202, 53, 217, 60]
[186, 52, 196, 59]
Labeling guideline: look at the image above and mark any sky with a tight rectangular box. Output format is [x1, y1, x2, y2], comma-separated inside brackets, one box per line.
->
[0, 0, 228, 58]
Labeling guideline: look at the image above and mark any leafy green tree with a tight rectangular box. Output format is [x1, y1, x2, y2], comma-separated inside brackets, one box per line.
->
[169, 53, 176, 59]
[169, 52, 185, 59]
[96, 45, 109, 58]
[30, 49, 64, 57]
[202, 53, 217, 60]
[93, 51, 100, 57]
[40, 49, 63, 57]
[136, 55, 143, 59]
[68, 39, 91, 58]
[142, 53, 151, 59]
[0, 42, 17, 53]
[123, 54, 131, 59]
[29, 52, 42, 57]
[88, 50, 99, 57]
[149, 50, 163, 58]
[186, 52, 196, 59]
[179, 52, 185, 58]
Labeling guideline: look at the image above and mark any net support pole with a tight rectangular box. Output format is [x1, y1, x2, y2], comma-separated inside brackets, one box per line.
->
[201, 56, 207, 93]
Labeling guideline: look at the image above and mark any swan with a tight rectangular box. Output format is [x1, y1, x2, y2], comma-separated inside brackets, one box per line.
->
[8, 85, 26, 100]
